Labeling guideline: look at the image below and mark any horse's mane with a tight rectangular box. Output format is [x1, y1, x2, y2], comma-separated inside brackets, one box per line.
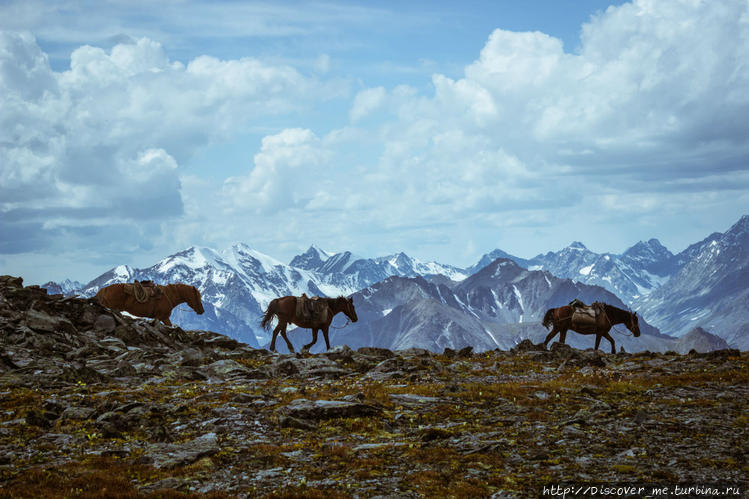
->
[602, 303, 632, 321]
[324, 296, 348, 305]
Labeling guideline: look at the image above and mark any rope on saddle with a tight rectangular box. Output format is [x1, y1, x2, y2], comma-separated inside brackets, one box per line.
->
[133, 282, 149, 303]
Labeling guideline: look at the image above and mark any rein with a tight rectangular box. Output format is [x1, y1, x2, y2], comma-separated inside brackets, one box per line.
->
[329, 318, 351, 330]
[609, 307, 635, 336]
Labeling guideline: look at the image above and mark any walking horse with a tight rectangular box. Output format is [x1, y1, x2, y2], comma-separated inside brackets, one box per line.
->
[542, 302, 640, 353]
[261, 295, 357, 352]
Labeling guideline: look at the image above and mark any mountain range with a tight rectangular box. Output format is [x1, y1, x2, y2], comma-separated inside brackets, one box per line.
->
[44, 215, 749, 352]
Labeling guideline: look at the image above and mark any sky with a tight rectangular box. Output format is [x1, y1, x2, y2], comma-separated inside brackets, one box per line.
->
[1, 0, 748, 285]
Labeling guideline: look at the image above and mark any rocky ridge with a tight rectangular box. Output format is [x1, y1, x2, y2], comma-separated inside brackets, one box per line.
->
[0, 276, 746, 497]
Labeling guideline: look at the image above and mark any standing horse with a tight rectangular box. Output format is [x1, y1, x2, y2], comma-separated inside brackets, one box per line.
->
[95, 283, 204, 326]
[542, 302, 640, 354]
[260, 296, 358, 352]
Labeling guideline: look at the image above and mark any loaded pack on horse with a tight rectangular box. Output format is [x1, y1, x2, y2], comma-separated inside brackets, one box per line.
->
[542, 299, 640, 354]
[261, 294, 358, 352]
[95, 280, 205, 326]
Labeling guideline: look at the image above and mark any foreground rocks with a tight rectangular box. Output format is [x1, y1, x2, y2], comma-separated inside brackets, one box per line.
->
[0, 276, 747, 497]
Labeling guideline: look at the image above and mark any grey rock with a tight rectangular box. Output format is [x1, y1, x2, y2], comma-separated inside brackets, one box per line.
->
[93, 314, 116, 333]
[62, 406, 96, 420]
[280, 398, 381, 420]
[147, 432, 219, 469]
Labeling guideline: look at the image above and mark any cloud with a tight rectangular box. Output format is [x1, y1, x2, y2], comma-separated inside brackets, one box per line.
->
[350, 86, 386, 122]
[222, 128, 332, 214]
[0, 31, 333, 257]
[4, 0, 749, 282]
[299, 0, 746, 263]
[376, 0, 749, 207]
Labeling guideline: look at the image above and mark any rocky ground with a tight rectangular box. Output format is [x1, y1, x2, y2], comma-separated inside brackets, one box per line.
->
[0, 275, 747, 498]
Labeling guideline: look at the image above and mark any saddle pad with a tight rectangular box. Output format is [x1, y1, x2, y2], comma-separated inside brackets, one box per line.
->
[124, 282, 159, 303]
[296, 296, 328, 322]
[571, 306, 597, 324]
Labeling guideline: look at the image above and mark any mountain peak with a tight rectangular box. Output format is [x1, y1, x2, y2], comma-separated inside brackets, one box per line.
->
[290, 245, 332, 270]
[624, 238, 673, 261]
[725, 214, 749, 246]
[567, 241, 588, 251]
[468, 248, 529, 274]
[674, 327, 731, 354]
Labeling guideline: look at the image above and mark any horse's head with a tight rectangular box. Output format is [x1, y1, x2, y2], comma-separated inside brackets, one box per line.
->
[338, 296, 358, 323]
[628, 311, 641, 337]
[187, 285, 205, 315]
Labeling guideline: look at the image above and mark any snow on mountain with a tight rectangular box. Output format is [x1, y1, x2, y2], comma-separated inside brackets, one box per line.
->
[466, 249, 530, 274]
[41, 278, 84, 295]
[288, 245, 331, 270]
[281, 258, 670, 354]
[288, 246, 467, 288]
[43, 215, 748, 352]
[49, 244, 466, 347]
[471, 239, 677, 305]
[635, 215, 749, 348]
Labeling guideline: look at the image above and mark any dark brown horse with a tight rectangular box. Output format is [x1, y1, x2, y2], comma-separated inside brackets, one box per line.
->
[95, 283, 205, 326]
[542, 302, 640, 354]
[260, 296, 358, 352]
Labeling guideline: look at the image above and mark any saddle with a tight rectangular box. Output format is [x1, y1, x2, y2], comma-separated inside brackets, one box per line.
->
[296, 294, 329, 322]
[124, 280, 162, 303]
[569, 299, 605, 332]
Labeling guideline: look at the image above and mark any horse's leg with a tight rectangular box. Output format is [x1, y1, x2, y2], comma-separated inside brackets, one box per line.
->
[322, 326, 331, 351]
[270, 323, 284, 352]
[543, 326, 559, 349]
[303, 329, 318, 352]
[559, 330, 567, 344]
[159, 306, 173, 326]
[594, 334, 602, 351]
[603, 331, 616, 354]
[280, 325, 295, 353]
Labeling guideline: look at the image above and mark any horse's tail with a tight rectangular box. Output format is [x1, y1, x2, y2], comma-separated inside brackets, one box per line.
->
[260, 299, 279, 330]
[542, 308, 555, 330]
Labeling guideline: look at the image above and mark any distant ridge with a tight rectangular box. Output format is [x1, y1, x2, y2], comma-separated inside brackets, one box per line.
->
[43, 214, 748, 351]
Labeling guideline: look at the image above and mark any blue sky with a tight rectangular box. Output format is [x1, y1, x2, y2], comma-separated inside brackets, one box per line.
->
[1, 0, 748, 285]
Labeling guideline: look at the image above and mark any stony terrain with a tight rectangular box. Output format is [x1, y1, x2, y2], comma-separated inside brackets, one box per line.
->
[0, 276, 747, 498]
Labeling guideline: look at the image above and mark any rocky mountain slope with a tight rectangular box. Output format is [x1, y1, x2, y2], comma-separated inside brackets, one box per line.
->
[288, 259, 673, 355]
[1, 276, 746, 497]
[43, 215, 749, 352]
[471, 215, 749, 348]
[635, 216, 749, 349]
[471, 240, 676, 305]
[44, 245, 467, 348]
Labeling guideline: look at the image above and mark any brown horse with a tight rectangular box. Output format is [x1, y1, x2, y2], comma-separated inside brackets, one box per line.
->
[95, 283, 205, 326]
[260, 296, 358, 352]
[542, 302, 640, 354]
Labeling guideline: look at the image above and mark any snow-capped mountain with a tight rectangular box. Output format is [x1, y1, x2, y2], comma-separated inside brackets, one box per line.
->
[46, 244, 467, 347]
[284, 258, 671, 354]
[288, 245, 331, 270]
[41, 278, 83, 296]
[635, 215, 749, 348]
[291, 246, 467, 286]
[472, 240, 676, 304]
[466, 215, 748, 349]
[42, 215, 748, 352]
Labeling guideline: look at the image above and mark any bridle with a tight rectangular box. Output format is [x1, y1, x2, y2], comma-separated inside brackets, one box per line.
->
[329, 299, 355, 329]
